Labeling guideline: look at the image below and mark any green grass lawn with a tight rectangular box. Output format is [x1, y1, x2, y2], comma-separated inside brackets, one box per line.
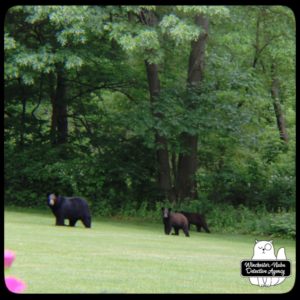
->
[4, 208, 296, 294]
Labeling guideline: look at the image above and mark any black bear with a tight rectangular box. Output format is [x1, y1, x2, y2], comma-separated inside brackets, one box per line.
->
[180, 211, 210, 233]
[162, 207, 189, 237]
[47, 193, 91, 228]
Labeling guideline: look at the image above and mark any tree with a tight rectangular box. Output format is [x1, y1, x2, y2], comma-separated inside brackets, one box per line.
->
[249, 6, 294, 144]
[138, 8, 175, 201]
[5, 6, 92, 146]
[271, 64, 288, 143]
[110, 6, 230, 202]
[4, 5, 295, 212]
[50, 68, 68, 144]
[176, 14, 209, 201]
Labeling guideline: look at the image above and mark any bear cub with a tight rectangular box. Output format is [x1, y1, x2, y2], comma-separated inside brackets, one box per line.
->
[180, 211, 210, 233]
[162, 207, 189, 237]
[47, 193, 91, 228]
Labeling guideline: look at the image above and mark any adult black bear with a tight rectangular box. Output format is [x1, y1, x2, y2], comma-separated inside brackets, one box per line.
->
[47, 193, 91, 228]
[162, 208, 189, 237]
[180, 211, 210, 233]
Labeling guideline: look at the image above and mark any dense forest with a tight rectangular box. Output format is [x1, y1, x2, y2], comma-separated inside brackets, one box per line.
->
[4, 6, 295, 236]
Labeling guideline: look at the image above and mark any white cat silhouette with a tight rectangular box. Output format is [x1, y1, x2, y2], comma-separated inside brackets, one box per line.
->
[249, 240, 286, 287]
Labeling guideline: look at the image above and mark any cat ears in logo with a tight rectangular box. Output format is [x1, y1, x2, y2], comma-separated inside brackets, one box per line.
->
[255, 240, 273, 244]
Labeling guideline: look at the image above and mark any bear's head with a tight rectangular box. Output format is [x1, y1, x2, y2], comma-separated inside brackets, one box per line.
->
[47, 193, 58, 207]
[161, 207, 172, 219]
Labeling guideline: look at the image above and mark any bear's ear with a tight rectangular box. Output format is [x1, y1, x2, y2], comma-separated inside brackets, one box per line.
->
[255, 240, 259, 244]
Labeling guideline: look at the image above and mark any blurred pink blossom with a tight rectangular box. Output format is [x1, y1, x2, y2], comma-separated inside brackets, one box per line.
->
[4, 250, 15, 268]
[5, 276, 27, 293]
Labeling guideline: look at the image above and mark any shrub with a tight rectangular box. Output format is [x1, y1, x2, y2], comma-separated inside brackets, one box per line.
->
[155, 198, 295, 238]
[269, 212, 296, 238]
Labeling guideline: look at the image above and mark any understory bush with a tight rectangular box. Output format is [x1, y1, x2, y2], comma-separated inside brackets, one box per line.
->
[108, 199, 295, 239]
[177, 199, 295, 239]
[4, 142, 158, 210]
[5, 145, 295, 238]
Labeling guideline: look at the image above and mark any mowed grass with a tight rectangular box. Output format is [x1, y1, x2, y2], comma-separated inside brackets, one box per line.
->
[4, 209, 296, 294]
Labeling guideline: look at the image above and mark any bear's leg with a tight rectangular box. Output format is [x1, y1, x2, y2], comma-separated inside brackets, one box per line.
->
[174, 227, 179, 235]
[202, 222, 210, 233]
[164, 223, 172, 235]
[196, 225, 202, 232]
[183, 227, 190, 237]
[82, 216, 91, 228]
[69, 218, 77, 227]
[56, 216, 65, 226]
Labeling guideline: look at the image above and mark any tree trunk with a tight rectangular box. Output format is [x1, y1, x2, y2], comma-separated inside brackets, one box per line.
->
[17, 79, 26, 148]
[20, 89, 26, 147]
[176, 14, 209, 201]
[139, 9, 175, 202]
[145, 61, 175, 201]
[187, 15, 208, 85]
[177, 133, 198, 200]
[50, 70, 68, 145]
[271, 66, 288, 143]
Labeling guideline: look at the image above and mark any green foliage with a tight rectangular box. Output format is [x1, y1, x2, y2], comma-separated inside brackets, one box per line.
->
[207, 205, 296, 239]
[4, 5, 295, 240]
[155, 199, 295, 239]
[4, 33, 16, 50]
[269, 211, 296, 238]
[4, 134, 159, 212]
[4, 145, 74, 207]
[197, 140, 295, 211]
[159, 14, 201, 45]
[176, 6, 230, 18]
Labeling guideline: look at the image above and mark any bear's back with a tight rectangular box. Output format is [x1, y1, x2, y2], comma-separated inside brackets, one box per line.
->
[61, 196, 90, 216]
[181, 211, 204, 223]
[170, 212, 188, 226]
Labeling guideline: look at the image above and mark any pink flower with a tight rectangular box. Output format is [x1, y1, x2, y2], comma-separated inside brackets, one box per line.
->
[4, 250, 15, 268]
[5, 276, 27, 293]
